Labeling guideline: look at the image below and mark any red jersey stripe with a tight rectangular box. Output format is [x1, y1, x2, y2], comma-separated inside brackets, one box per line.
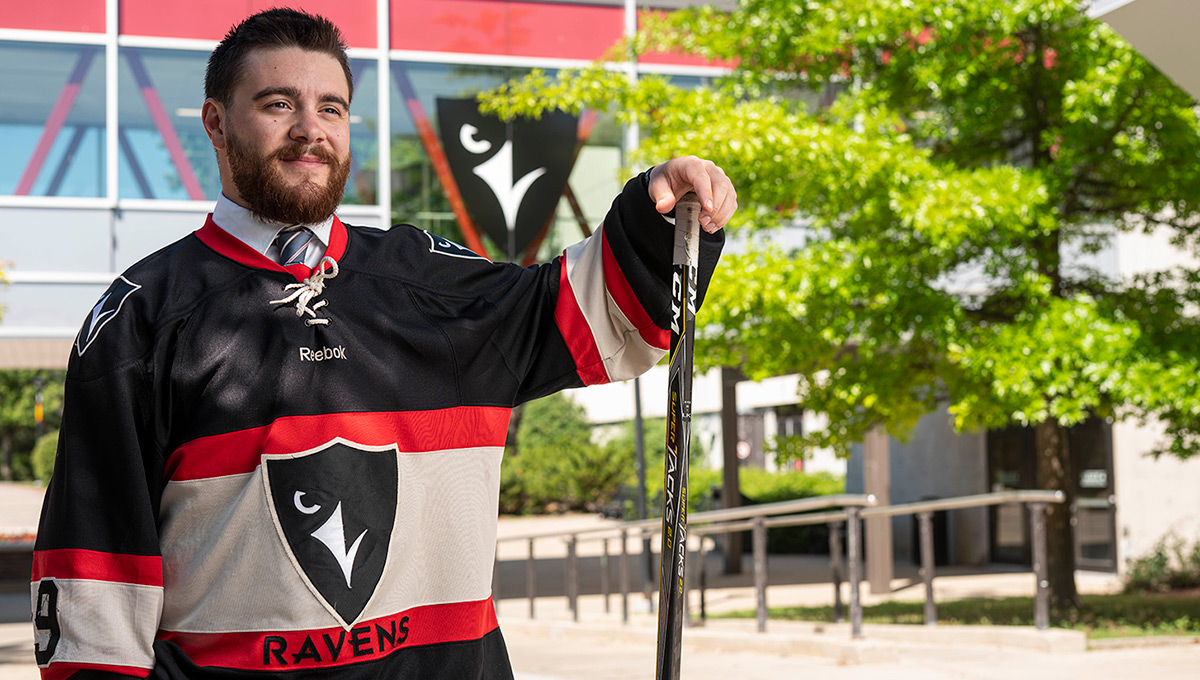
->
[41, 662, 152, 680]
[553, 259, 611, 386]
[600, 233, 670, 351]
[32, 549, 163, 587]
[165, 407, 511, 481]
[156, 597, 499, 671]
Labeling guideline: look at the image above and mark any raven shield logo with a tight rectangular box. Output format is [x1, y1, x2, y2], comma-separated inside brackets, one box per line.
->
[436, 98, 578, 258]
[263, 439, 398, 627]
[75, 276, 141, 356]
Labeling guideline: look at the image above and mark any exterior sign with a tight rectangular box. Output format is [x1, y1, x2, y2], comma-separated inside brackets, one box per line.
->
[436, 98, 578, 259]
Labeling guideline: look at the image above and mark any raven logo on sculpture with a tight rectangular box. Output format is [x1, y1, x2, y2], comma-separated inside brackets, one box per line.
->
[436, 98, 579, 259]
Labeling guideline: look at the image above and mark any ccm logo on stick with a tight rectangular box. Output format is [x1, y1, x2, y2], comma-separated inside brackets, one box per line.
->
[299, 346, 347, 362]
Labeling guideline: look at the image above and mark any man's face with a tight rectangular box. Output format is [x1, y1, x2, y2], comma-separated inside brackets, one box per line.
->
[205, 46, 351, 224]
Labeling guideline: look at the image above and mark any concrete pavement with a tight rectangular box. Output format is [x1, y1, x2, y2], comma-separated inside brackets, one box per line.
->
[501, 619, 1200, 680]
[0, 484, 41, 537]
[2, 610, 1198, 680]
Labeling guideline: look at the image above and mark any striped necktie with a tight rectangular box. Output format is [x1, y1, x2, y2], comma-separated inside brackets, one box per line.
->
[274, 227, 316, 267]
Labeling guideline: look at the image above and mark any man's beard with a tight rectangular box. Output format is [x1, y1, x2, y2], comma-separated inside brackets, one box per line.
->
[226, 132, 350, 225]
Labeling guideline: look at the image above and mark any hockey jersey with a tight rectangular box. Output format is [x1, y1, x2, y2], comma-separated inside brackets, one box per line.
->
[31, 173, 723, 679]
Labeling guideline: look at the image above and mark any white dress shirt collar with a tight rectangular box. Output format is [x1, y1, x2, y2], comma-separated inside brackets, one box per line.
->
[210, 193, 334, 266]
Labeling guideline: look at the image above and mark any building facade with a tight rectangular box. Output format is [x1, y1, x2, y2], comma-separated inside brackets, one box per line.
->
[0, 0, 723, 367]
[5, 0, 1197, 577]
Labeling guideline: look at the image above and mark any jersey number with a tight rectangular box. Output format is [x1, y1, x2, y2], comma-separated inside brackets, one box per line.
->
[34, 579, 61, 665]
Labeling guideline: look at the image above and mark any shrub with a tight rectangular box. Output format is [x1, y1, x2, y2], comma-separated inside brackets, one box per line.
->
[735, 467, 846, 554]
[1124, 532, 1200, 593]
[500, 393, 632, 515]
[31, 430, 59, 483]
[739, 467, 844, 503]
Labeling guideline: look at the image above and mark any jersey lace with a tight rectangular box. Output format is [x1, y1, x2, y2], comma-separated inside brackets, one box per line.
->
[270, 256, 338, 326]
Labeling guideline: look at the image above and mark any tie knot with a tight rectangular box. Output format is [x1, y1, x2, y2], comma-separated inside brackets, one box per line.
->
[274, 227, 316, 267]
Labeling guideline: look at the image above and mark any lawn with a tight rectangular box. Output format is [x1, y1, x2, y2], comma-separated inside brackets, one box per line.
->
[719, 593, 1200, 640]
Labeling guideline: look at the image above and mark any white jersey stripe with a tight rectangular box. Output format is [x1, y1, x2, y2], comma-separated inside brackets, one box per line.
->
[562, 228, 669, 383]
[158, 446, 502, 633]
[32, 578, 160, 671]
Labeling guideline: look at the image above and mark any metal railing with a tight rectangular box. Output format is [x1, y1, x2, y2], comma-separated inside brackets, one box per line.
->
[494, 495, 875, 624]
[858, 490, 1065, 633]
[494, 489, 1067, 638]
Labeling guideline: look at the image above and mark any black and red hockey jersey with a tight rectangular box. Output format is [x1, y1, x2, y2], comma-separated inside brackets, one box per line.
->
[31, 173, 722, 679]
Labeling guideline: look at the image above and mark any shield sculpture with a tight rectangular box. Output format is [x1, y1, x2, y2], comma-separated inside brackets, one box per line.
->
[436, 98, 579, 259]
[264, 439, 399, 627]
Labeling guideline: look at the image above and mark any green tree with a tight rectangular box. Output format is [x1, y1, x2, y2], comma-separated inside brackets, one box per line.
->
[32, 430, 60, 483]
[501, 392, 630, 514]
[482, 0, 1200, 610]
[0, 370, 65, 481]
[600, 415, 710, 518]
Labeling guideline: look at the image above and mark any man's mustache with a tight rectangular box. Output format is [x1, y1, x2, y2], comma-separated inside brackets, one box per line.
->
[272, 144, 340, 164]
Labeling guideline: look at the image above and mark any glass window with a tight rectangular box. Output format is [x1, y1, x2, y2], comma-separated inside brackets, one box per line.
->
[0, 41, 106, 198]
[118, 49, 380, 205]
[118, 47, 217, 201]
[343, 58, 380, 207]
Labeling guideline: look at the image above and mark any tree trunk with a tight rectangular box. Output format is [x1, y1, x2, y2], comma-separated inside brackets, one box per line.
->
[1034, 417, 1080, 611]
[505, 404, 524, 456]
[720, 366, 743, 575]
[1, 431, 11, 482]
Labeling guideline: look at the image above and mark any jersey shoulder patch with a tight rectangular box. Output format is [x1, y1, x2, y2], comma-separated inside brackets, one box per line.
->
[76, 276, 142, 357]
[425, 232, 486, 261]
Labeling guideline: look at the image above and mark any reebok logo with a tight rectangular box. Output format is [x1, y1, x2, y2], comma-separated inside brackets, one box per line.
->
[299, 345, 347, 362]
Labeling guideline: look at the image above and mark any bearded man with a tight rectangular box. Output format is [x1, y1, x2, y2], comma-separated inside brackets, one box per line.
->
[31, 8, 734, 679]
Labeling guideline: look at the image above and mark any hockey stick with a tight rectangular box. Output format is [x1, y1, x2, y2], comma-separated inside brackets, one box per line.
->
[655, 192, 702, 680]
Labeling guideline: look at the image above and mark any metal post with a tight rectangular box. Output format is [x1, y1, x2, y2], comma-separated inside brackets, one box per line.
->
[684, 539, 693, 629]
[643, 528, 655, 611]
[828, 521, 845, 623]
[620, 528, 630, 624]
[634, 379, 653, 601]
[493, 547, 500, 614]
[917, 511, 937, 626]
[753, 516, 768, 633]
[564, 534, 578, 623]
[1030, 502, 1050, 631]
[527, 538, 536, 619]
[696, 533, 708, 625]
[567, 535, 579, 623]
[602, 538, 611, 614]
[846, 506, 864, 639]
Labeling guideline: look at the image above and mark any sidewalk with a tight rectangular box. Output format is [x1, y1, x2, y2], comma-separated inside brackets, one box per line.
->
[500, 618, 1200, 680]
[0, 484, 42, 537]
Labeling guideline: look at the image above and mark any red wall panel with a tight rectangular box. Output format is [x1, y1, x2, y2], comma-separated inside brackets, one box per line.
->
[3, 0, 723, 70]
[392, 0, 624, 60]
[119, 0, 376, 48]
[5, 0, 105, 34]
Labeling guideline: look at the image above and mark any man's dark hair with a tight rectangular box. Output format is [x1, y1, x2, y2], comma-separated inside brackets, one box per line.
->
[205, 8, 353, 105]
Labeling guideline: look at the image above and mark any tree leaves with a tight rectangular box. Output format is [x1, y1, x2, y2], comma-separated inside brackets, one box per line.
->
[482, 0, 1200, 459]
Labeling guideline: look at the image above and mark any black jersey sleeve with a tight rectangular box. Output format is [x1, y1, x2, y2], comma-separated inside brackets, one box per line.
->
[344, 171, 722, 408]
[501, 170, 724, 403]
[32, 278, 165, 678]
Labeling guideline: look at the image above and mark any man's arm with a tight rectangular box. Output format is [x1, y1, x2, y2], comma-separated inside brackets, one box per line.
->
[506, 156, 734, 403]
[33, 290, 164, 679]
